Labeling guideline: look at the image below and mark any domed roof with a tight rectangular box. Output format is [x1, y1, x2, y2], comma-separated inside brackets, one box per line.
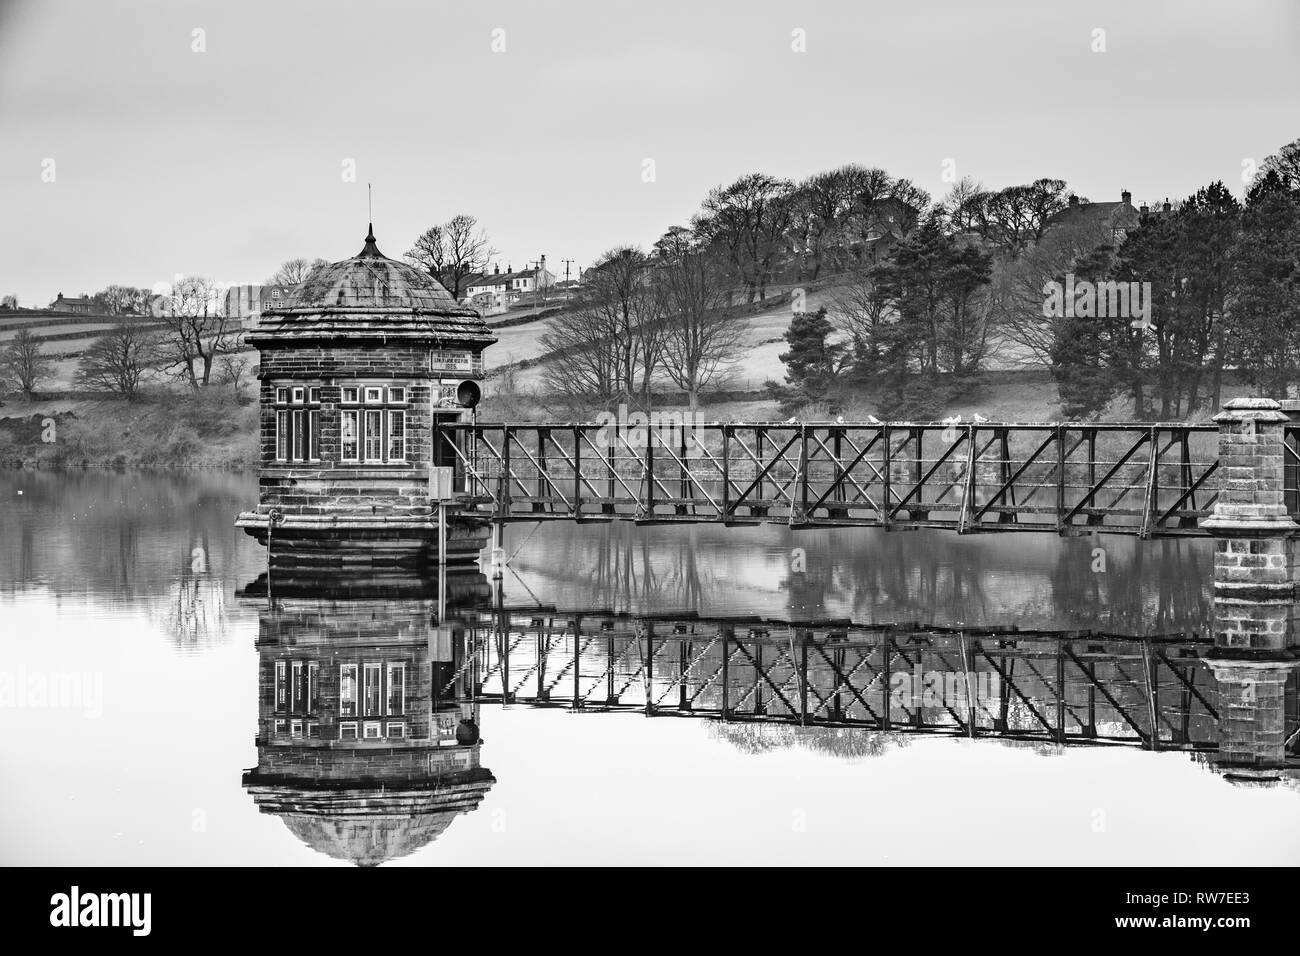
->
[283, 225, 458, 311]
[248, 225, 497, 348]
[278, 809, 464, 867]
[244, 767, 496, 866]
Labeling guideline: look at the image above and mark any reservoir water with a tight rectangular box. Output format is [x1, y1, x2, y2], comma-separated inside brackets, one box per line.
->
[1, 470, 1296, 866]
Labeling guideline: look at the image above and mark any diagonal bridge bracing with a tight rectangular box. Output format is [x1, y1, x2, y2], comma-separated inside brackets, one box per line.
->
[455, 606, 1291, 757]
[433, 420, 1277, 537]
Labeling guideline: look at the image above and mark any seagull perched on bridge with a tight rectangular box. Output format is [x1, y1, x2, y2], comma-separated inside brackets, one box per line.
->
[972, 413, 989, 423]
[785, 417, 797, 424]
[866, 415, 882, 425]
[835, 415, 845, 424]
[941, 414, 962, 427]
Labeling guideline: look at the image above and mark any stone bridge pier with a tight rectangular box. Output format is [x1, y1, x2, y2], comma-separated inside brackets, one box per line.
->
[1200, 397, 1300, 783]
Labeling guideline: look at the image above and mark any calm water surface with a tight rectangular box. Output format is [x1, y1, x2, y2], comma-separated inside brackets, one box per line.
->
[1, 471, 1296, 866]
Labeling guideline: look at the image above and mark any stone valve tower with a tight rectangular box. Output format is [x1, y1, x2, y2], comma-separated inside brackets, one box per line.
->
[236, 225, 497, 568]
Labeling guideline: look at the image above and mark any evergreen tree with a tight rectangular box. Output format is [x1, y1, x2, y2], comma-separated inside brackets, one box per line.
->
[766, 307, 847, 413]
[1050, 243, 1119, 419]
[1232, 170, 1300, 396]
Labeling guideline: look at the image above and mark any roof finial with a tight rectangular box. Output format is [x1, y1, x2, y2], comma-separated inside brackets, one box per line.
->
[360, 183, 381, 256]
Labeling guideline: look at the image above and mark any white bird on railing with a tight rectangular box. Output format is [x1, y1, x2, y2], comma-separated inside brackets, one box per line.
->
[835, 416, 845, 424]
[972, 413, 989, 423]
[785, 417, 797, 424]
[941, 414, 962, 427]
[866, 415, 882, 425]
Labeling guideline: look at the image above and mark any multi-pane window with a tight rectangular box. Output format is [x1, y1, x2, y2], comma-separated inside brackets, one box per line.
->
[341, 409, 358, 461]
[340, 664, 358, 717]
[363, 410, 383, 461]
[274, 385, 321, 462]
[386, 663, 405, 716]
[274, 661, 287, 710]
[340, 384, 407, 463]
[387, 410, 405, 461]
[330, 660, 410, 737]
[363, 663, 382, 716]
[275, 659, 320, 716]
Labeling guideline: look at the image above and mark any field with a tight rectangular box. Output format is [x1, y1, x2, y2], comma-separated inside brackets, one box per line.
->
[9, 274, 1016, 395]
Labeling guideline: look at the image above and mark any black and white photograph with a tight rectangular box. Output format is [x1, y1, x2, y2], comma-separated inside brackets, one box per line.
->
[0, 0, 1297, 926]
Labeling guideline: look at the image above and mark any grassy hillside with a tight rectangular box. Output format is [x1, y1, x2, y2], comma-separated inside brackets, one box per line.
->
[0, 392, 258, 468]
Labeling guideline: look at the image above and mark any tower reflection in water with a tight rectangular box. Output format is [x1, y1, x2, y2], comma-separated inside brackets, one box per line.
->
[237, 564, 1299, 865]
[239, 570, 494, 867]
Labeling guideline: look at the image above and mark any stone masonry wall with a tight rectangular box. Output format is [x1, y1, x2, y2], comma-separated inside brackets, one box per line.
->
[1208, 663, 1291, 773]
[1202, 398, 1299, 650]
[255, 343, 462, 518]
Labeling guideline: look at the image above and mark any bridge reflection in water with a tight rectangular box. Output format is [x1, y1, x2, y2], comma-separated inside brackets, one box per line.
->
[470, 607, 1298, 783]
[237, 568, 1299, 865]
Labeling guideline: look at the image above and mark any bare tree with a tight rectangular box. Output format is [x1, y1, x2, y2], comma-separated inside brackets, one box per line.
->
[540, 247, 663, 403]
[785, 191, 818, 283]
[217, 350, 253, 395]
[1258, 136, 1300, 191]
[406, 226, 449, 281]
[653, 225, 694, 260]
[654, 235, 741, 409]
[0, 329, 53, 400]
[539, 307, 622, 400]
[694, 173, 794, 303]
[76, 322, 158, 400]
[938, 177, 986, 234]
[793, 169, 857, 278]
[404, 214, 495, 298]
[839, 166, 930, 257]
[829, 264, 891, 372]
[994, 217, 1113, 365]
[839, 164, 895, 238]
[961, 178, 1071, 255]
[266, 258, 327, 285]
[158, 276, 242, 389]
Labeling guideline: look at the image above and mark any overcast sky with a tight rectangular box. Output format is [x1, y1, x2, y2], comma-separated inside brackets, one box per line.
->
[1, 0, 1297, 305]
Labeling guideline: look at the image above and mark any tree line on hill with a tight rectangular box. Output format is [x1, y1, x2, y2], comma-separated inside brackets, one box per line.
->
[0, 253, 348, 401]
[6, 137, 1300, 421]
[779, 139, 1300, 420]
[533, 135, 1300, 422]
